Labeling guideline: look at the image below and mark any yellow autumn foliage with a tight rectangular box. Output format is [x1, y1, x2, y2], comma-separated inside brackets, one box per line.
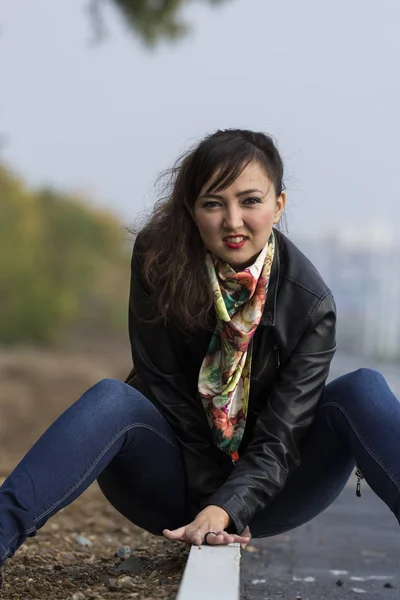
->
[0, 163, 131, 345]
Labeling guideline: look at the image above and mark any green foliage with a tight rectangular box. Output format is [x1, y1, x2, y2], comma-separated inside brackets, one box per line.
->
[0, 164, 130, 345]
[89, 0, 228, 46]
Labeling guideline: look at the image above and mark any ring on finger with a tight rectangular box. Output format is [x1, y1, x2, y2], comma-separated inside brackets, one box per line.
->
[203, 531, 218, 545]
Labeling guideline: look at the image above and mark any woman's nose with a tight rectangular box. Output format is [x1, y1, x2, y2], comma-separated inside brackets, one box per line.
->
[223, 207, 244, 230]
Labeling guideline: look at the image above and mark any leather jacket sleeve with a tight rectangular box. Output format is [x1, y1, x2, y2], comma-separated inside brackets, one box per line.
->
[127, 239, 230, 514]
[202, 292, 337, 534]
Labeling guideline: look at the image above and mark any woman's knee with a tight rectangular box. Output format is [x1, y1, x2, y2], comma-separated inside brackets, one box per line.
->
[87, 378, 133, 407]
[89, 377, 130, 400]
[322, 368, 388, 411]
[79, 378, 155, 423]
[82, 379, 176, 446]
[341, 368, 386, 390]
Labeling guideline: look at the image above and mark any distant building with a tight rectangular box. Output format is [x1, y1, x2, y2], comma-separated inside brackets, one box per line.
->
[293, 225, 400, 360]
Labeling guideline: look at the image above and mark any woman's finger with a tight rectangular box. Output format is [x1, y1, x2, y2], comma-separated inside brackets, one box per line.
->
[241, 526, 251, 538]
[230, 533, 251, 544]
[238, 526, 251, 549]
[204, 531, 232, 546]
[202, 530, 250, 545]
[162, 527, 186, 541]
[188, 529, 205, 547]
[163, 524, 251, 547]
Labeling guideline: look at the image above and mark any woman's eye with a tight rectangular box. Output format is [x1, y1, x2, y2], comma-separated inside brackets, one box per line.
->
[202, 200, 221, 208]
[242, 197, 261, 205]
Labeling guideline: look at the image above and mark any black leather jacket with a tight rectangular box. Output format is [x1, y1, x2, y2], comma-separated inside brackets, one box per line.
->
[125, 229, 336, 534]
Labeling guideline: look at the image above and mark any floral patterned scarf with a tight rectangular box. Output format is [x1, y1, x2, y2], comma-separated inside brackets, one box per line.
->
[198, 232, 275, 461]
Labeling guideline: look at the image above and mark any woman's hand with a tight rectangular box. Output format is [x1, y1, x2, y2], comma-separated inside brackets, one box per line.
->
[163, 505, 251, 547]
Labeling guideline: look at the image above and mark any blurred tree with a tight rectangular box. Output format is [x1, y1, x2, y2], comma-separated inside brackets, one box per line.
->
[89, 0, 229, 46]
[0, 163, 130, 345]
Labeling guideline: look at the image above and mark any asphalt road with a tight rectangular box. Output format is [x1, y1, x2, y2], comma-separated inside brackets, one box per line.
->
[241, 482, 399, 600]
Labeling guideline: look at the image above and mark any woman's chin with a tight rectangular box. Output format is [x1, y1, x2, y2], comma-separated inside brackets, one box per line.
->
[226, 251, 260, 271]
[217, 254, 247, 270]
[228, 260, 253, 272]
[211, 246, 252, 268]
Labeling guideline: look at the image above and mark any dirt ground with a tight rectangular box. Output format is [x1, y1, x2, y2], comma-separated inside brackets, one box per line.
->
[0, 344, 188, 600]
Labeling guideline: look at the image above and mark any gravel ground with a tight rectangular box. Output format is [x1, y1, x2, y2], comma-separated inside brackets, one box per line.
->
[0, 345, 188, 600]
[0, 483, 188, 600]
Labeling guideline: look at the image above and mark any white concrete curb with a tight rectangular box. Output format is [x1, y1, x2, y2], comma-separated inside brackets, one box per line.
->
[176, 543, 241, 600]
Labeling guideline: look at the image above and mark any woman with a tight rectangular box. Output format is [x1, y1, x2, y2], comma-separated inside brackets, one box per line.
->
[1, 129, 399, 588]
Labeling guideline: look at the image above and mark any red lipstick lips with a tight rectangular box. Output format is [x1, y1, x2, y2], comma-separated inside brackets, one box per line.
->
[223, 235, 248, 249]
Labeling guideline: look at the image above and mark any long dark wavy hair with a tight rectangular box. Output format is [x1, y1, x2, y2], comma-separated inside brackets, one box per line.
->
[134, 128, 285, 330]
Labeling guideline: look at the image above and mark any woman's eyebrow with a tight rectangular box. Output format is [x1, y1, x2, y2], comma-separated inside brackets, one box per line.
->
[199, 188, 265, 199]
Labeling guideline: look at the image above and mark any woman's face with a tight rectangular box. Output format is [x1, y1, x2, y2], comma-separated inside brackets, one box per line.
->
[193, 160, 286, 270]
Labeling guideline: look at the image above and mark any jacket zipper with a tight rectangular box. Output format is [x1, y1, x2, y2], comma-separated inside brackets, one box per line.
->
[256, 345, 280, 380]
[355, 467, 364, 497]
[275, 346, 280, 368]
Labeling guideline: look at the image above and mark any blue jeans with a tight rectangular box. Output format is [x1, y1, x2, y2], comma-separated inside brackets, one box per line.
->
[0, 368, 399, 565]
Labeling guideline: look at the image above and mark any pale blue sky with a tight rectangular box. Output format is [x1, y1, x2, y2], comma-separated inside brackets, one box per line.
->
[1, 0, 399, 235]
